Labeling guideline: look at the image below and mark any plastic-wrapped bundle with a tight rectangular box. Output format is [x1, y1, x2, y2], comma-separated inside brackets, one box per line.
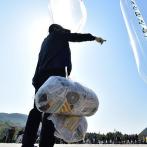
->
[48, 114, 87, 143]
[35, 76, 99, 142]
[35, 76, 99, 116]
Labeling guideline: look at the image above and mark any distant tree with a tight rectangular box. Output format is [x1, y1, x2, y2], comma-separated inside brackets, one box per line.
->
[106, 132, 114, 143]
[114, 131, 123, 144]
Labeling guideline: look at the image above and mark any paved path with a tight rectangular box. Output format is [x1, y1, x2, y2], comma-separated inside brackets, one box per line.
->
[0, 144, 147, 147]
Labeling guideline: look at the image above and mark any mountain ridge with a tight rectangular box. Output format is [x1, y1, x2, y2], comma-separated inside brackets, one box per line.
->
[0, 113, 28, 128]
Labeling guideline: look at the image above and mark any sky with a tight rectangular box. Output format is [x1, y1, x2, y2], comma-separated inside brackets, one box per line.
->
[0, 0, 147, 135]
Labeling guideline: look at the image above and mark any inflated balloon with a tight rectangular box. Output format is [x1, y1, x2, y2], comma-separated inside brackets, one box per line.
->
[48, 0, 87, 32]
[120, 0, 147, 83]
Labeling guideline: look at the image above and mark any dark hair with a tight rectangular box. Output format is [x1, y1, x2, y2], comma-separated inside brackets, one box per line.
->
[49, 24, 71, 33]
[49, 24, 63, 33]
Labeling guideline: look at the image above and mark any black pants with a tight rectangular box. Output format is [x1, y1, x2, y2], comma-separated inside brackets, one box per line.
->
[22, 69, 66, 147]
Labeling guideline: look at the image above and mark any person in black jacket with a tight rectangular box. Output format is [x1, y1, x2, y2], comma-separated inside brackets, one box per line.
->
[21, 24, 106, 147]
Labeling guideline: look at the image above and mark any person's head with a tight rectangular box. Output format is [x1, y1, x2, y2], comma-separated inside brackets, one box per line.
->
[49, 24, 70, 34]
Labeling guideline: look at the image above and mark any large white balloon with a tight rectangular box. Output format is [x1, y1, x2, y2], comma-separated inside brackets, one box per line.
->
[120, 0, 147, 83]
[48, 0, 87, 32]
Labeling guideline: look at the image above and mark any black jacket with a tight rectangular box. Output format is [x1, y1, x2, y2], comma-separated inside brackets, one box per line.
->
[32, 31, 95, 86]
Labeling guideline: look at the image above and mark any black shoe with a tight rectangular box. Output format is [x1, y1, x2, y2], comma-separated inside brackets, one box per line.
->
[21, 145, 37, 147]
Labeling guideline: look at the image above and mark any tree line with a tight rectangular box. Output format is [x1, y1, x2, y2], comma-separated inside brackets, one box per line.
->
[0, 126, 146, 144]
[84, 132, 146, 144]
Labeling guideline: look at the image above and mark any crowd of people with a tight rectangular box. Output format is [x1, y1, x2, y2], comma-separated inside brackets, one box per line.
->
[84, 132, 146, 144]
[0, 127, 17, 143]
[0, 127, 146, 144]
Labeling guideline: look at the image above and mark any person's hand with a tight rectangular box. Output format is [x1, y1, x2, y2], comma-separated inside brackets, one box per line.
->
[95, 37, 106, 45]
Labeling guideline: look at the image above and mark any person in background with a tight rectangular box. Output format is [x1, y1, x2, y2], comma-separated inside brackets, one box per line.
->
[6, 127, 16, 143]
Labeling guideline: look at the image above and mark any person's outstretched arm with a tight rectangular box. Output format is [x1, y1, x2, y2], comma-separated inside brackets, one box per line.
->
[66, 33, 95, 42]
[65, 33, 106, 44]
